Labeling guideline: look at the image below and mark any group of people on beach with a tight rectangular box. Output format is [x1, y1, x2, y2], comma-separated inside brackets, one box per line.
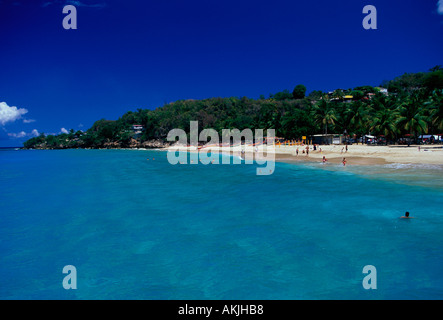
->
[321, 156, 347, 166]
[295, 144, 349, 166]
[295, 146, 311, 156]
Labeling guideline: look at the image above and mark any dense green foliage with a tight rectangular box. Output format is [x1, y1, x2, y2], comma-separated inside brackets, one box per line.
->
[292, 84, 307, 99]
[24, 68, 443, 149]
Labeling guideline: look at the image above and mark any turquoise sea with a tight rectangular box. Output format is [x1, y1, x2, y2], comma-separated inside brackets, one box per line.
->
[1, 149, 442, 299]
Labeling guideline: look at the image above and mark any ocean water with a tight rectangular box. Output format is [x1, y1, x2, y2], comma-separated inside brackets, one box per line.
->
[0, 149, 442, 300]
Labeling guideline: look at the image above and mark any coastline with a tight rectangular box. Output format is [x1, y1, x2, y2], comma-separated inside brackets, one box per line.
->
[22, 143, 443, 167]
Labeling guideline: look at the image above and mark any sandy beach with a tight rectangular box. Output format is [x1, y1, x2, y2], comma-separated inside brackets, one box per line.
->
[166, 144, 443, 167]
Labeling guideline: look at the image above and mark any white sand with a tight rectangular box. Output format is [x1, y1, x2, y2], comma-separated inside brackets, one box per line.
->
[166, 143, 443, 166]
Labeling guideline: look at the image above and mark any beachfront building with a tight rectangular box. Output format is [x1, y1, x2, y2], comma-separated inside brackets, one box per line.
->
[311, 134, 345, 145]
[419, 134, 443, 144]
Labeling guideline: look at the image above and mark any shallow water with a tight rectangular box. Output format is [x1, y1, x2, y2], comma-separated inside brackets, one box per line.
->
[0, 149, 442, 299]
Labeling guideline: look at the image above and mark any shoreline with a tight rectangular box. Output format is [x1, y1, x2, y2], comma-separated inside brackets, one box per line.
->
[165, 144, 443, 167]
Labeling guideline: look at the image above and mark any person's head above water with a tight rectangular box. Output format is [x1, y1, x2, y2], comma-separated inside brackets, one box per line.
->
[401, 211, 414, 219]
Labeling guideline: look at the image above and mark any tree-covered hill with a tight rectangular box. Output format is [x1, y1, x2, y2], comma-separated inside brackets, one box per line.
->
[23, 67, 443, 149]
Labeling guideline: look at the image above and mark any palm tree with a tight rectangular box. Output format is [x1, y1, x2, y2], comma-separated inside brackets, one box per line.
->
[429, 65, 443, 72]
[367, 94, 400, 144]
[370, 93, 397, 112]
[370, 107, 398, 144]
[345, 101, 370, 140]
[395, 92, 428, 144]
[311, 97, 337, 134]
[425, 89, 443, 131]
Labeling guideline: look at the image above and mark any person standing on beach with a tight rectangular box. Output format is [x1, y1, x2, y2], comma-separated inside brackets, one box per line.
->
[296, 148, 299, 156]
[322, 156, 327, 164]
[342, 157, 347, 166]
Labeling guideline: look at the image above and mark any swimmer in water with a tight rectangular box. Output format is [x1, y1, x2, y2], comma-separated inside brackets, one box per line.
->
[400, 211, 414, 219]
[322, 156, 327, 164]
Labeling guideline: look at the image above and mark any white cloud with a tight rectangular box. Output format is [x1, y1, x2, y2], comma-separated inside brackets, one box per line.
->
[61, 127, 69, 134]
[7, 131, 27, 138]
[23, 118, 36, 124]
[41, 0, 106, 9]
[439, 0, 443, 15]
[66, 1, 106, 8]
[0, 102, 28, 126]
[6, 129, 40, 139]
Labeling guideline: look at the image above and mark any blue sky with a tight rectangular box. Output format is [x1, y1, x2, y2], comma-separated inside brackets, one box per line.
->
[0, 0, 442, 146]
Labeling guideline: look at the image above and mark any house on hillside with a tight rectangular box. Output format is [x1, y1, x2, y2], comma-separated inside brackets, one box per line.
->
[343, 95, 353, 103]
[376, 87, 389, 95]
[132, 125, 144, 137]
